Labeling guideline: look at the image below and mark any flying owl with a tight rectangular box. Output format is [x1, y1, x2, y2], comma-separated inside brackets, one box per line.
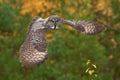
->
[19, 15, 104, 67]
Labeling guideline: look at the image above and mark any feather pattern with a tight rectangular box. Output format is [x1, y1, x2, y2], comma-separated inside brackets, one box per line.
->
[19, 16, 48, 67]
[19, 15, 105, 67]
[63, 20, 104, 35]
[19, 29, 48, 67]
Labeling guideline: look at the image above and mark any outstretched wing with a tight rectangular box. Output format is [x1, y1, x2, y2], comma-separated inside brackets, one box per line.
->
[19, 30, 48, 67]
[19, 17, 48, 67]
[62, 19, 104, 35]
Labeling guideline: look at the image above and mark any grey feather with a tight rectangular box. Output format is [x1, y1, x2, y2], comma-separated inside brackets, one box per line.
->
[62, 20, 104, 35]
[19, 15, 105, 67]
[19, 17, 48, 67]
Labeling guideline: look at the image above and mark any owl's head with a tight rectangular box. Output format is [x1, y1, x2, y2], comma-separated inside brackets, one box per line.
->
[44, 15, 63, 30]
[29, 15, 63, 31]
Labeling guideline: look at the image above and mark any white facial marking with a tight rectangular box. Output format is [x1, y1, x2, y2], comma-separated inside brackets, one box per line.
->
[51, 26, 55, 29]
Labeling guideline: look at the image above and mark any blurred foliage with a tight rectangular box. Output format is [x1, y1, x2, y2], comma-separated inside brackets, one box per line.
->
[0, 0, 120, 80]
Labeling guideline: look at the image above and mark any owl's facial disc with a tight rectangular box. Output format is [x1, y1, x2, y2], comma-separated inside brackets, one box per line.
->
[47, 16, 62, 30]
[49, 18, 59, 29]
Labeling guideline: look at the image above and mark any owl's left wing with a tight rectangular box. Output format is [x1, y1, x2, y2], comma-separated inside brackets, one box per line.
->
[62, 19, 105, 35]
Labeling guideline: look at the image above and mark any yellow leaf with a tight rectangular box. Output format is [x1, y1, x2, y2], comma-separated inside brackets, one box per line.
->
[85, 68, 90, 73]
[88, 70, 95, 75]
[92, 64, 97, 68]
[86, 59, 91, 65]
[94, 74, 98, 77]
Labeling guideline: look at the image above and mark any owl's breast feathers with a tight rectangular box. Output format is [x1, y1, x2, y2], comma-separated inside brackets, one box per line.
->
[19, 29, 48, 67]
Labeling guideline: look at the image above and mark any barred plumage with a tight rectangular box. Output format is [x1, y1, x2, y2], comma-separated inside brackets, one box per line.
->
[19, 15, 105, 67]
[63, 20, 104, 35]
[19, 18, 48, 67]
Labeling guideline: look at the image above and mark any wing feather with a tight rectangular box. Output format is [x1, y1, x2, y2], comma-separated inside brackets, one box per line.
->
[62, 19, 105, 35]
[19, 29, 47, 67]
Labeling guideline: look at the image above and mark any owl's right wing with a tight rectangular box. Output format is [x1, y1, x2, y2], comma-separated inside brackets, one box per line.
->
[19, 17, 48, 67]
[62, 19, 105, 35]
[19, 30, 48, 67]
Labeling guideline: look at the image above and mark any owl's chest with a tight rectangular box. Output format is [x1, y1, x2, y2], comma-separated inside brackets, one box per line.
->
[28, 30, 46, 42]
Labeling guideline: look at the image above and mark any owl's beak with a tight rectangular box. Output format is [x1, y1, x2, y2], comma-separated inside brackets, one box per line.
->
[54, 22, 56, 30]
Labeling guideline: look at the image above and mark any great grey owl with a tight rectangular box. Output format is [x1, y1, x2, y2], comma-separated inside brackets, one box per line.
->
[19, 15, 104, 67]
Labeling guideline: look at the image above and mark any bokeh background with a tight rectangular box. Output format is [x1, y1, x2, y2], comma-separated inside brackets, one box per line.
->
[0, 0, 120, 80]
